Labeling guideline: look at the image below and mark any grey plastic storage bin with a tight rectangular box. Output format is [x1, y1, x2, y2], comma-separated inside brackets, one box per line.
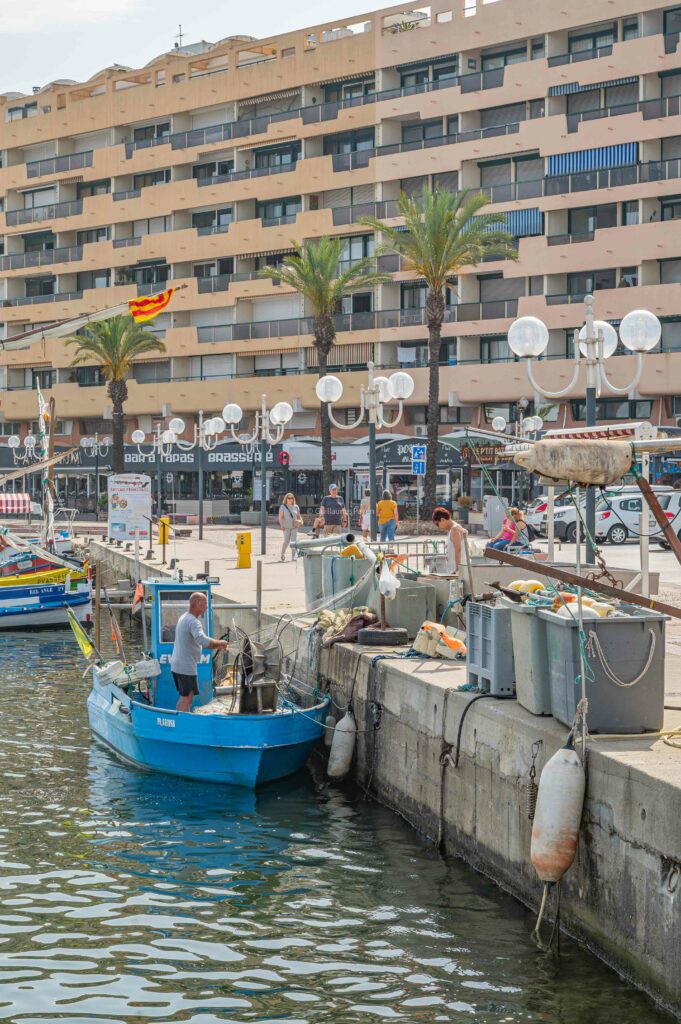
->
[466, 602, 515, 696]
[510, 605, 552, 715]
[538, 606, 668, 733]
[369, 578, 436, 640]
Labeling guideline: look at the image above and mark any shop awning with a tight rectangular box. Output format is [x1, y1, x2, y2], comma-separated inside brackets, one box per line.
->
[0, 493, 32, 514]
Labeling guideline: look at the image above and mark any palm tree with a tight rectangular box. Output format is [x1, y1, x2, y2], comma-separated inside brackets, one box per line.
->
[360, 187, 518, 512]
[258, 237, 389, 487]
[65, 314, 165, 473]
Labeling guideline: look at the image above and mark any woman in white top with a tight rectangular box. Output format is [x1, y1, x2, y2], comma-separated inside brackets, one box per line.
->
[358, 489, 371, 539]
[278, 492, 302, 561]
[431, 506, 467, 574]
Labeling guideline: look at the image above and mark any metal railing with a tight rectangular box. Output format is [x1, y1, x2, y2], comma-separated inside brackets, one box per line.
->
[4, 290, 83, 307]
[566, 93, 681, 133]
[113, 188, 142, 201]
[196, 274, 230, 294]
[113, 236, 142, 248]
[548, 43, 614, 67]
[5, 200, 83, 226]
[26, 150, 93, 179]
[0, 245, 82, 271]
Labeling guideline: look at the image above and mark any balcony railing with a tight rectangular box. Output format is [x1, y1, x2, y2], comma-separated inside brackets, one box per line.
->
[5, 200, 83, 226]
[196, 274, 230, 294]
[196, 222, 231, 236]
[26, 151, 93, 179]
[566, 94, 681, 133]
[547, 231, 595, 246]
[0, 245, 83, 271]
[482, 157, 681, 204]
[196, 162, 296, 186]
[260, 213, 299, 227]
[548, 43, 614, 68]
[113, 188, 142, 201]
[4, 290, 83, 307]
[331, 200, 399, 225]
[113, 236, 142, 248]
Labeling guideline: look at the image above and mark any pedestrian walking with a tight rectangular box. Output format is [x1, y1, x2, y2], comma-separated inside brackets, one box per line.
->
[319, 483, 348, 536]
[432, 506, 468, 574]
[278, 492, 303, 561]
[377, 489, 399, 542]
[358, 489, 371, 539]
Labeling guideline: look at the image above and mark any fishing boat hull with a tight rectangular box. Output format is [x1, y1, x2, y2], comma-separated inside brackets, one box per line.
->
[0, 578, 91, 630]
[87, 676, 328, 788]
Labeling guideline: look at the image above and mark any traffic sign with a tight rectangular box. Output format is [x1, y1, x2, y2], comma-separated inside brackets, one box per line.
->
[411, 444, 426, 476]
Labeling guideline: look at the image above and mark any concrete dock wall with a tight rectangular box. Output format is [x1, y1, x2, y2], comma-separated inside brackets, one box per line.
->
[89, 542, 681, 1018]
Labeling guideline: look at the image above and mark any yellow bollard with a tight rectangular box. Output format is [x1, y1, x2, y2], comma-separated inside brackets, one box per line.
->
[158, 516, 169, 545]
[236, 530, 252, 569]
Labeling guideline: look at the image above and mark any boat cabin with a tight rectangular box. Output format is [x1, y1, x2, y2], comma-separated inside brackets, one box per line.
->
[146, 578, 214, 710]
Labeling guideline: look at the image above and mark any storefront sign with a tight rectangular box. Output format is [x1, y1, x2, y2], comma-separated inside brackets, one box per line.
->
[460, 444, 502, 465]
[107, 474, 152, 541]
[0, 441, 281, 473]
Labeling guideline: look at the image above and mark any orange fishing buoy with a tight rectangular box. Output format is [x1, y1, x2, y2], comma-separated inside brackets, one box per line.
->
[531, 734, 586, 884]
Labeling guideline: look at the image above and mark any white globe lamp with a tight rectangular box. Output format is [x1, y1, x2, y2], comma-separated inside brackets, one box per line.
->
[131, 429, 145, 444]
[492, 416, 507, 432]
[578, 320, 618, 359]
[222, 402, 243, 425]
[508, 316, 550, 358]
[270, 401, 294, 426]
[315, 375, 343, 404]
[388, 370, 415, 400]
[619, 309, 662, 353]
[169, 417, 185, 435]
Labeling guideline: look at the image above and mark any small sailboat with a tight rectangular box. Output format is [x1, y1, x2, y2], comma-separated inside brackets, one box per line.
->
[83, 577, 329, 788]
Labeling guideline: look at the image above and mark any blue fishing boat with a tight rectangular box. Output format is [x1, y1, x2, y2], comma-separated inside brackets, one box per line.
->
[86, 577, 329, 788]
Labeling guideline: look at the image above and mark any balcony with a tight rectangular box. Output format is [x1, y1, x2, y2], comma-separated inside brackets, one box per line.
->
[196, 274, 230, 294]
[331, 200, 399, 226]
[196, 162, 297, 186]
[548, 43, 614, 68]
[195, 222, 230, 237]
[3, 290, 83, 308]
[5, 200, 83, 227]
[26, 151, 93, 179]
[566, 94, 681, 134]
[113, 188, 142, 201]
[113, 236, 142, 249]
[482, 157, 681, 204]
[547, 232, 594, 246]
[0, 245, 83, 271]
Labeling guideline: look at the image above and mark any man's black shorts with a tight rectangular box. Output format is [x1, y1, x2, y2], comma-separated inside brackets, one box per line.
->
[172, 672, 199, 697]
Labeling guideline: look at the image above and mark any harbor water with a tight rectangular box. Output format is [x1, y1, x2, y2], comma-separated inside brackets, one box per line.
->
[0, 629, 672, 1023]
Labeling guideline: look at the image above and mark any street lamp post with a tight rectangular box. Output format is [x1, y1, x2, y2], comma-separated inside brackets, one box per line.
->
[221, 395, 294, 556]
[132, 413, 226, 541]
[80, 433, 112, 520]
[315, 362, 415, 541]
[506, 297, 662, 563]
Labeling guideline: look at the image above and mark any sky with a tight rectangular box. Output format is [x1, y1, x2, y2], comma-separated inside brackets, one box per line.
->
[0, 0, 382, 96]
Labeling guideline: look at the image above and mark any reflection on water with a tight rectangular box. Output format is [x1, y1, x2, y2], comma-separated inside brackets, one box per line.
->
[0, 630, 671, 1022]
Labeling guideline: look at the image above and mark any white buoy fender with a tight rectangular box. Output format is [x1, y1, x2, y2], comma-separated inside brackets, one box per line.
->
[327, 710, 356, 778]
[530, 737, 586, 884]
[324, 713, 337, 748]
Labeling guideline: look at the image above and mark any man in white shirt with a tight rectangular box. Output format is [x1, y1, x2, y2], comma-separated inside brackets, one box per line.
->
[431, 506, 468, 574]
[170, 592, 228, 713]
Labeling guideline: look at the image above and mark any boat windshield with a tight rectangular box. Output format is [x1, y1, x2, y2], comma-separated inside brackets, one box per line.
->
[158, 589, 209, 644]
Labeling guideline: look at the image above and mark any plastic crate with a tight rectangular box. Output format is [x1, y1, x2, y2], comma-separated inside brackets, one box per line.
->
[538, 606, 668, 733]
[466, 602, 515, 696]
[509, 605, 552, 715]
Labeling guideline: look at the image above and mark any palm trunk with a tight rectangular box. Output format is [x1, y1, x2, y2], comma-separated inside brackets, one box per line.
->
[108, 379, 128, 475]
[424, 289, 444, 515]
[315, 313, 336, 490]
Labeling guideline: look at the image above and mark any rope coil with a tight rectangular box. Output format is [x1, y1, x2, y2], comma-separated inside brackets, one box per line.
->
[585, 628, 656, 688]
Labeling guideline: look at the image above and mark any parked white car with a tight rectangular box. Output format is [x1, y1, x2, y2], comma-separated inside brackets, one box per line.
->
[527, 494, 585, 543]
[595, 486, 674, 545]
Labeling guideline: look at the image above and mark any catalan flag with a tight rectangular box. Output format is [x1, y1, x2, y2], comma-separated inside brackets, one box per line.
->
[128, 287, 175, 323]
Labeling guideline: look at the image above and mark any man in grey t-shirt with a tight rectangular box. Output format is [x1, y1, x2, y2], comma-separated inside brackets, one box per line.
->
[319, 483, 348, 536]
[170, 592, 228, 712]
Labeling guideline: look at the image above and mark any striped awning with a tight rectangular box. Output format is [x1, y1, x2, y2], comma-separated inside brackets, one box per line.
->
[547, 143, 638, 176]
[549, 76, 638, 96]
[474, 207, 542, 238]
[307, 342, 374, 367]
[238, 246, 297, 260]
[0, 493, 32, 514]
[237, 88, 301, 106]
[237, 135, 297, 151]
[247, 345, 302, 356]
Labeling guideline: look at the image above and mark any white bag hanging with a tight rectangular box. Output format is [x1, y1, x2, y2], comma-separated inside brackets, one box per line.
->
[379, 560, 400, 600]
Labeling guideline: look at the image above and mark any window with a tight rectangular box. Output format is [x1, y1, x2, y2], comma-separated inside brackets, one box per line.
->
[567, 269, 616, 296]
[662, 196, 681, 221]
[132, 121, 170, 142]
[571, 398, 652, 420]
[23, 188, 56, 210]
[665, 8, 681, 35]
[194, 258, 233, 278]
[339, 292, 373, 315]
[192, 159, 233, 180]
[133, 169, 171, 190]
[191, 208, 232, 231]
[77, 179, 110, 199]
[23, 232, 55, 253]
[254, 142, 301, 169]
[402, 119, 442, 144]
[481, 45, 527, 71]
[531, 37, 545, 59]
[481, 101, 527, 129]
[256, 196, 302, 222]
[400, 67, 429, 90]
[440, 406, 473, 424]
[32, 369, 55, 389]
[481, 336, 514, 363]
[0, 423, 22, 436]
[5, 102, 37, 121]
[254, 253, 287, 271]
[323, 129, 374, 156]
[568, 203, 616, 235]
[401, 282, 427, 309]
[484, 403, 518, 423]
[133, 216, 171, 237]
[77, 269, 110, 290]
[77, 226, 110, 244]
[433, 60, 457, 83]
[132, 360, 171, 383]
[25, 276, 55, 297]
[71, 366, 105, 386]
[159, 589, 207, 643]
[568, 24, 616, 54]
[622, 200, 638, 225]
[622, 17, 639, 41]
[131, 263, 169, 286]
[338, 234, 374, 268]
[324, 78, 375, 103]
[619, 266, 638, 287]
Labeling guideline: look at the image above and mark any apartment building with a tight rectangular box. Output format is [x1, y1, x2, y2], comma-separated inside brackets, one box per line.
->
[2, 0, 681, 504]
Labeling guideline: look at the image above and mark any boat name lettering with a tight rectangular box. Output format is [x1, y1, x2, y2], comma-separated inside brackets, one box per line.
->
[156, 717, 176, 728]
[158, 653, 210, 664]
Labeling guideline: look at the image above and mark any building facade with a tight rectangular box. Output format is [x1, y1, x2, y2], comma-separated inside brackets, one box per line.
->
[1, 0, 681, 503]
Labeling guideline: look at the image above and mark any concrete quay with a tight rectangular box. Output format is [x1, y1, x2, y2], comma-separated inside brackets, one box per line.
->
[85, 529, 681, 1019]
